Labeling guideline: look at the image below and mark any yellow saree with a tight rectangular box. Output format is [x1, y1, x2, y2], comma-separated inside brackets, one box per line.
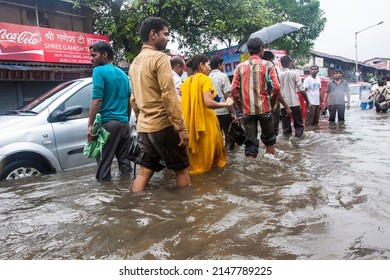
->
[180, 73, 226, 175]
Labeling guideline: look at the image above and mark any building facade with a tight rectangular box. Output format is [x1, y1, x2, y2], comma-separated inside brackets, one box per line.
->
[0, 0, 108, 115]
[364, 57, 390, 71]
[309, 51, 390, 83]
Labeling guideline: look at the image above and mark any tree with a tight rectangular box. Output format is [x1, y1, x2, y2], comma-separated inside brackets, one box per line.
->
[74, 0, 325, 62]
[264, 0, 326, 63]
[74, 0, 140, 60]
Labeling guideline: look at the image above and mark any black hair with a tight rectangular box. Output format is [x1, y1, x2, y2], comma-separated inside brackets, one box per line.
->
[378, 80, 385, 86]
[170, 56, 184, 68]
[140, 17, 169, 43]
[333, 69, 343, 74]
[186, 54, 209, 72]
[310, 64, 319, 70]
[262, 51, 275, 61]
[280, 55, 293, 68]
[89, 41, 114, 61]
[210, 55, 224, 70]
[247, 38, 264, 55]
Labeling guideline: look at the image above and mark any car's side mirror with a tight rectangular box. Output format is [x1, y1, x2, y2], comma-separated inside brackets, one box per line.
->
[49, 105, 83, 122]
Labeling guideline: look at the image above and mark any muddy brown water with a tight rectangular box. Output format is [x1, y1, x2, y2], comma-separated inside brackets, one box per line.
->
[1, 107, 389, 259]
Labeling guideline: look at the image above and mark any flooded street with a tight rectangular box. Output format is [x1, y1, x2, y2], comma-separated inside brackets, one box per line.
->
[1, 107, 389, 260]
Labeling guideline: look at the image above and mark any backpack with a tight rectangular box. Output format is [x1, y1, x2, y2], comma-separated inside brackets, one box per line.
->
[377, 88, 386, 103]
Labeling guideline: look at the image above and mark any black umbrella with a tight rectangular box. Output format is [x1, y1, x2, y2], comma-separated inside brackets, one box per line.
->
[236, 21, 305, 53]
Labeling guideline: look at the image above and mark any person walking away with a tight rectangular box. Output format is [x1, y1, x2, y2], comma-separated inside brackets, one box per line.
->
[278, 55, 311, 138]
[88, 41, 132, 181]
[368, 80, 389, 113]
[180, 54, 234, 174]
[129, 17, 190, 192]
[231, 38, 279, 159]
[209, 55, 238, 151]
[324, 69, 350, 123]
[170, 56, 185, 98]
[262, 51, 292, 136]
[360, 79, 373, 110]
[304, 65, 321, 126]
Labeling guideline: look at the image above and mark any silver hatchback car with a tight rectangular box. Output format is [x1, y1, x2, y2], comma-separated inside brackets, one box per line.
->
[0, 77, 95, 180]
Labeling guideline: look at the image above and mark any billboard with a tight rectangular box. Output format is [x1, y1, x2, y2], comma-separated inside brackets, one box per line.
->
[0, 21, 109, 64]
[210, 46, 241, 76]
[210, 46, 286, 76]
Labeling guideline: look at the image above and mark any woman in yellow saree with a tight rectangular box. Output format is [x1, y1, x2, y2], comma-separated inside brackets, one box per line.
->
[180, 54, 234, 175]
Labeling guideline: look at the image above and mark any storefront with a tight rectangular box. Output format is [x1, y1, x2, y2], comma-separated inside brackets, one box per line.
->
[0, 63, 93, 114]
[0, 21, 109, 115]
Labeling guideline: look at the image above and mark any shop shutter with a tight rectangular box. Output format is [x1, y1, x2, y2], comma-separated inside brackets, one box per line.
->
[20, 81, 62, 107]
[0, 82, 18, 115]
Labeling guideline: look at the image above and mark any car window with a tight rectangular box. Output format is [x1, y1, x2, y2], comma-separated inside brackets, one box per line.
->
[63, 84, 93, 119]
[22, 81, 81, 113]
[349, 85, 360, 95]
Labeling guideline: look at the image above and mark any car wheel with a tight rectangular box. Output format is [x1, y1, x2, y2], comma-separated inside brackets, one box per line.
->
[0, 160, 46, 180]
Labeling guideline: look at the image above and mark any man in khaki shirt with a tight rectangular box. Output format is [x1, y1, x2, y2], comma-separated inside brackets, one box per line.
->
[129, 17, 190, 192]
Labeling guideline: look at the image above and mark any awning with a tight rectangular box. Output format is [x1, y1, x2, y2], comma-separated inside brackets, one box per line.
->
[0, 61, 93, 71]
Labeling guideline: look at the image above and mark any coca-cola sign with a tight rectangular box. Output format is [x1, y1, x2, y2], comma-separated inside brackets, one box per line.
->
[0, 29, 41, 45]
[0, 22, 109, 64]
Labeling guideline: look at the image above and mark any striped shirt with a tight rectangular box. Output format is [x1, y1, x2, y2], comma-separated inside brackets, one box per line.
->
[231, 55, 280, 115]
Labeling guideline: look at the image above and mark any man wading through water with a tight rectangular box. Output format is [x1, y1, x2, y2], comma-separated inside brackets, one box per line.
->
[129, 17, 190, 192]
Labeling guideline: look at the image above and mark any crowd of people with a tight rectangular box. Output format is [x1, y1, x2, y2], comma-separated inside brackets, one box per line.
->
[87, 16, 388, 192]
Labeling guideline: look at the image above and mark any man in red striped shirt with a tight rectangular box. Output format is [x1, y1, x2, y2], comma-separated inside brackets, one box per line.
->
[231, 38, 280, 159]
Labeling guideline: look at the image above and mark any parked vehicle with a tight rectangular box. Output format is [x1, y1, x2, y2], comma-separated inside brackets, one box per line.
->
[348, 82, 373, 108]
[348, 83, 362, 107]
[0, 78, 95, 180]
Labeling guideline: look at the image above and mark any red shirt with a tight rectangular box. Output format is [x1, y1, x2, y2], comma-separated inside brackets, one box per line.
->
[231, 55, 280, 115]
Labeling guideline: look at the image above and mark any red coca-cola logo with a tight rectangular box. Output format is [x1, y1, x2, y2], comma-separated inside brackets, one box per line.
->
[0, 29, 40, 45]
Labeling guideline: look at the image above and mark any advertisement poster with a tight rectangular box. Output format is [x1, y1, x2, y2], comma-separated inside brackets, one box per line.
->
[0, 21, 109, 64]
[210, 46, 241, 76]
[210, 46, 286, 76]
[270, 49, 286, 73]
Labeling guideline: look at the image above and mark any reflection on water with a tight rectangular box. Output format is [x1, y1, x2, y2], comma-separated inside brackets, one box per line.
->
[1, 108, 389, 260]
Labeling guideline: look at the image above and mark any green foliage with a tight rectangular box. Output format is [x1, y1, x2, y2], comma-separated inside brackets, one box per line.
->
[73, 0, 326, 63]
[265, 0, 326, 63]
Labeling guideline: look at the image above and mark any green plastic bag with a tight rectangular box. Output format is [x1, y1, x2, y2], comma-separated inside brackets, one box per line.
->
[83, 113, 110, 159]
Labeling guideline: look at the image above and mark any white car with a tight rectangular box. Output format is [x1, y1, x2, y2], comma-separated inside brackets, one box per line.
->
[0, 78, 95, 179]
[348, 83, 373, 108]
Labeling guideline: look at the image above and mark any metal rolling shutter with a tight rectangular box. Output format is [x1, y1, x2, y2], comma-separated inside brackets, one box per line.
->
[0, 82, 18, 115]
[19, 81, 62, 107]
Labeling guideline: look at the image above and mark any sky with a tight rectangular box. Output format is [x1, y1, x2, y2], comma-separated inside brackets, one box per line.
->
[314, 0, 389, 62]
[167, 0, 388, 62]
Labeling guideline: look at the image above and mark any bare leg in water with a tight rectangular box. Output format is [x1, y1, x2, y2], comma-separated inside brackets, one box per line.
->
[174, 167, 191, 188]
[266, 144, 275, 155]
[132, 166, 190, 192]
[132, 166, 154, 193]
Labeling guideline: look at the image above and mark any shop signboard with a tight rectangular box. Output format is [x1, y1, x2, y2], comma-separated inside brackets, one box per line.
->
[0, 21, 109, 64]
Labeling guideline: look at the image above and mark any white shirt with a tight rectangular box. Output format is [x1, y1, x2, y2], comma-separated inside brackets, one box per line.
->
[172, 70, 182, 98]
[303, 75, 321, 105]
[278, 68, 305, 108]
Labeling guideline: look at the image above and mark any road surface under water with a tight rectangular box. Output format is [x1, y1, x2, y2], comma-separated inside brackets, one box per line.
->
[1, 107, 389, 259]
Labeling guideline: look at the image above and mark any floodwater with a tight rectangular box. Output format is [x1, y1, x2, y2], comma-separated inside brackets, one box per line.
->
[1, 107, 389, 260]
